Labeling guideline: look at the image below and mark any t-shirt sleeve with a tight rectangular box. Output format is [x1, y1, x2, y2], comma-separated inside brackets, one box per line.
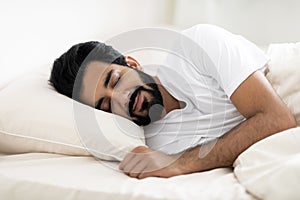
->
[181, 24, 270, 98]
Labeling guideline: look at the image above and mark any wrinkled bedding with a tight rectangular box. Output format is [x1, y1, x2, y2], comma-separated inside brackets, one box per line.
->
[0, 153, 253, 200]
[234, 127, 300, 200]
[1, 128, 299, 200]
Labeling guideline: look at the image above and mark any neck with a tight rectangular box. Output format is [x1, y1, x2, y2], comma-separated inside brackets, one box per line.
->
[153, 76, 181, 116]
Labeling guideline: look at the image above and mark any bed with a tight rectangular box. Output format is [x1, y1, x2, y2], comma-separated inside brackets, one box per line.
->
[1, 128, 300, 200]
[0, 153, 252, 200]
[0, 39, 300, 200]
[2, 0, 300, 199]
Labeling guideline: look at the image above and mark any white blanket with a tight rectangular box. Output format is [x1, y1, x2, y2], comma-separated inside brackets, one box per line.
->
[234, 127, 300, 200]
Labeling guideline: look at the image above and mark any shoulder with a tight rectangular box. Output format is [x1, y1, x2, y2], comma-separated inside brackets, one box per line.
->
[181, 24, 234, 39]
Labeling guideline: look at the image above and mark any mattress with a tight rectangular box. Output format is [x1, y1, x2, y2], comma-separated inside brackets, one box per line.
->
[0, 153, 254, 200]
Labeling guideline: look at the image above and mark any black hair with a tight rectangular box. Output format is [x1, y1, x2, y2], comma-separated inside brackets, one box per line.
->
[49, 41, 128, 101]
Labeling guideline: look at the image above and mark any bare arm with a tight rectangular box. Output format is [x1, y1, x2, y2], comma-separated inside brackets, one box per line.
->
[119, 70, 296, 178]
[176, 70, 296, 173]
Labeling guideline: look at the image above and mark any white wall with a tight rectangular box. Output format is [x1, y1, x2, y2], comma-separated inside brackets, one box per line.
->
[172, 0, 300, 45]
[1, 0, 299, 87]
[0, 0, 173, 86]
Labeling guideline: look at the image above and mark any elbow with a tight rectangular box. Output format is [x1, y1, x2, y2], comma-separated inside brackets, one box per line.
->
[262, 106, 297, 134]
[286, 114, 297, 129]
[277, 109, 297, 132]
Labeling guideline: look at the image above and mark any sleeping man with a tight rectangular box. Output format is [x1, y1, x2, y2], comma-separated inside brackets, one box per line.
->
[50, 24, 296, 179]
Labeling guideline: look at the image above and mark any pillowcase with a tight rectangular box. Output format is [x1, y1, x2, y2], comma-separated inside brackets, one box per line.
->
[0, 66, 145, 161]
[265, 42, 300, 125]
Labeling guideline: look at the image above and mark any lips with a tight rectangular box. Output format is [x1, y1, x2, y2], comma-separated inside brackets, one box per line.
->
[132, 91, 143, 112]
[129, 86, 141, 115]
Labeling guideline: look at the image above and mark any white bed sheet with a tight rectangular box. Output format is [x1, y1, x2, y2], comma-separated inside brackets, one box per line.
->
[0, 153, 254, 200]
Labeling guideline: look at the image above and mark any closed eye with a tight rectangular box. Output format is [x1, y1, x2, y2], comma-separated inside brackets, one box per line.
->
[96, 98, 111, 113]
[113, 76, 121, 88]
[96, 98, 103, 110]
[96, 69, 120, 112]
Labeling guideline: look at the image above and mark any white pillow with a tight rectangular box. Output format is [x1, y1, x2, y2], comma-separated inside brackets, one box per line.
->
[0, 66, 145, 161]
[266, 42, 300, 125]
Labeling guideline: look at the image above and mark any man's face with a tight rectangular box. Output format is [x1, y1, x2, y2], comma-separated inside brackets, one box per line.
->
[80, 61, 164, 126]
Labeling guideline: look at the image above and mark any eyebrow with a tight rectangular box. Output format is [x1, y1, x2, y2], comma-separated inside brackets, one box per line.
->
[96, 69, 113, 110]
[104, 69, 113, 88]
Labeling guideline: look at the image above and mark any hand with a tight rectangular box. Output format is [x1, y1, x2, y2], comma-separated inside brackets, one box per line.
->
[119, 146, 185, 179]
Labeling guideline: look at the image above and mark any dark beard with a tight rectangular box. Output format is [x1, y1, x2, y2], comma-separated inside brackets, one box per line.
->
[128, 69, 164, 126]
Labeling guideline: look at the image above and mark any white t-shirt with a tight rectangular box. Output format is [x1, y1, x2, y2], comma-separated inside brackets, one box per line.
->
[144, 24, 270, 155]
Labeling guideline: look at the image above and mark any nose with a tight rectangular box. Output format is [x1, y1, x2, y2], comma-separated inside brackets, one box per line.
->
[111, 89, 131, 109]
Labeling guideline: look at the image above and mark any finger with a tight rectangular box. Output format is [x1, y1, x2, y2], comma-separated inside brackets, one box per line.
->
[137, 164, 168, 179]
[119, 152, 135, 170]
[129, 160, 148, 178]
[138, 170, 164, 179]
[123, 156, 143, 174]
[138, 171, 153, 179]
[137, 165, 155, 179]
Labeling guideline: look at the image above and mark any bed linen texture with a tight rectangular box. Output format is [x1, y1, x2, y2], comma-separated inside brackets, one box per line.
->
[0, 153, 254, 200]
[234, 127, 300, 200]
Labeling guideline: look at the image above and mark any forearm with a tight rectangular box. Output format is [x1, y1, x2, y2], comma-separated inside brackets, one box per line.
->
[120, 108, 295, 179]
[178, 111, 296, 173]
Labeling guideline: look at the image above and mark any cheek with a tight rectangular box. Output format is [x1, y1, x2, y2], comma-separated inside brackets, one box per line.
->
[121, 70, 143, 88]
[111, 102, 130, 119]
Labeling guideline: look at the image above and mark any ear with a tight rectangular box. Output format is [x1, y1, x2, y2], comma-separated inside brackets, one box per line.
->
[125, 56, 143, 71]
